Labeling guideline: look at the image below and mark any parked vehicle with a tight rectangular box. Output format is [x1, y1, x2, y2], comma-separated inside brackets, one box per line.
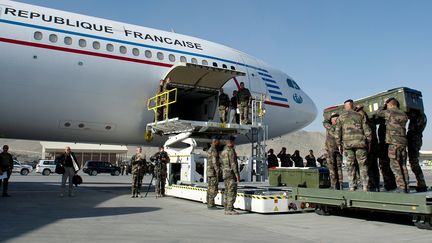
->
[35, 159, 56, 176]
[83, 161, 121, 176]
[12, 160, 33, 175]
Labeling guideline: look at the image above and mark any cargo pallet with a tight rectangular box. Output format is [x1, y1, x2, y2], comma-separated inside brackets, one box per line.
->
[292, 187, 432, 230]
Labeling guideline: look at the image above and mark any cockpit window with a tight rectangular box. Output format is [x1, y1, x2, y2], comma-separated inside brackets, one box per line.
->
[286, 78, 294, 88]
[287, 78, 300, 90]
[292, 80, 300, 90]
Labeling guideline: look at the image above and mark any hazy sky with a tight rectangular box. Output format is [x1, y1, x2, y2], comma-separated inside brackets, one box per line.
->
[16, 0, 432, 150]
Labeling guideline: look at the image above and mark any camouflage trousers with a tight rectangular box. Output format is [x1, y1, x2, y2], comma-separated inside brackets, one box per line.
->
[218, 106, 228, 123]
[345, 148, 369, 191]
[132, 173, 144, 192]
[379, 144, 397, 191]
[207, 176, 219, 207]
[238, 102, 249, 124]
[389, 144, 409, 191]
[408, 145, 427, 188]
[155, 174, 167, 196]
[327, 151, 343, 189]
[224, 177, 237, 211]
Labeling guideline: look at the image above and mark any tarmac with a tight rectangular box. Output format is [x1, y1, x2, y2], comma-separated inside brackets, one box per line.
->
[1, 173, 432, 243]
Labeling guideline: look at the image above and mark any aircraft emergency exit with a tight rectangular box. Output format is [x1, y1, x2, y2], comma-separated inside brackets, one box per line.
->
[0, 0, 317, 145]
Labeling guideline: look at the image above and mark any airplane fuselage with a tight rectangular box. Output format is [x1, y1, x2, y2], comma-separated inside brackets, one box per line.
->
[0, 0, 317, 145]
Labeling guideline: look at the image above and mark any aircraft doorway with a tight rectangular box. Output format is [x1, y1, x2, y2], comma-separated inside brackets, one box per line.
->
[164, 63, 246, 121]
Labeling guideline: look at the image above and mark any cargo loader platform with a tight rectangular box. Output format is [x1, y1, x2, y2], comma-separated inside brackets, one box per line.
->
[166, 183, 315, 214]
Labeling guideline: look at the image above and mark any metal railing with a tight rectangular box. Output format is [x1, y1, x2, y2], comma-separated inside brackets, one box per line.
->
[147, 88, 178, 122]
[251, 94, 266, 126]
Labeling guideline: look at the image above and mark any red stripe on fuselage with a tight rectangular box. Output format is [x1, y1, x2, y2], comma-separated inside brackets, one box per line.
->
[0, 37, 290, 108]
[0, 37, 173, 68]
[264, 100, 290, 108]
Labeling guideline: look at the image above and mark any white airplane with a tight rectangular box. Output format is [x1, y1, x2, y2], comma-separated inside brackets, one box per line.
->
[0, 0, 317, 145]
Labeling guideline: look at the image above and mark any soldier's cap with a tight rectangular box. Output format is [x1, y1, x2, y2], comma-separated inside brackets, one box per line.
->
[330, 112, 339, 118]
[227, 136, 236, 141]
[344, 99, 354, 104]
[211, 135, 221, 140]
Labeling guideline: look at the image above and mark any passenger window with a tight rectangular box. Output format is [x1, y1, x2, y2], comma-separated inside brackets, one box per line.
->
[202, 60, 208, 66]
[191, 58, 198, 64]
[212, 62, 218, 67]
[106, 44, 114, 52]
[49, 34, 58, 43]
[222, 64, 227, 69]
[168, 54, 176, 62]
[120, 46, 127, 54]
[93, 41, 101, 50]
[79, 39, 87, 48]
[157, 52, 164, 60]
[132, 48, 140, 56]
[64, 37, 72, 45]
[145, 50, 152, 58]
[231, 66, 236, 70]
[34, 31, 43, 40]
[180, 56, 187, 63]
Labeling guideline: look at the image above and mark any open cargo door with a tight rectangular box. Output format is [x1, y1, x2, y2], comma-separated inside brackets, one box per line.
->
[164, 63, 246, 121]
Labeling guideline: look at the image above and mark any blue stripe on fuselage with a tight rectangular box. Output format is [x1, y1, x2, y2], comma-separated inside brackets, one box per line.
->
[0, 19, 268, 73]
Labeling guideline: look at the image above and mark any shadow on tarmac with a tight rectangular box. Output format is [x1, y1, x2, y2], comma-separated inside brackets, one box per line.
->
[324, 208, 414, 226]
[0, 180, 159, 241]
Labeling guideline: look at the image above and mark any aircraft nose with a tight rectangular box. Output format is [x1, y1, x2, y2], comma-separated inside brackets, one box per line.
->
[301, 92, 318, 127]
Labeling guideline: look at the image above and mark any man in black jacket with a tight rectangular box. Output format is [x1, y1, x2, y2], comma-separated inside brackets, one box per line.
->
[277, 147, 293, 167]
[0, 145, 14, 197]
[267, 149, 279, 168]
[56, 147, 80, 197]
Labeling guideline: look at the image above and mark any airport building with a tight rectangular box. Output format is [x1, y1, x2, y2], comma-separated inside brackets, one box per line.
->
[420, 151, 432, 163]
[40, 142, 128, 167]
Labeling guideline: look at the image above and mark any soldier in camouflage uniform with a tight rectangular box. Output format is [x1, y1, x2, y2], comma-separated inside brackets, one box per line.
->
[207, 138, 221, 209]
[323, 112, 343, 190]
[130, 147, 146, 198]
[151, 146, 170, 197]
[218, 88, 230, 123]
[407, 111, 427, 192]
[221, 136, 240, 215]
[156, 79, 166, 122]
[237, 82, 252, 125]
[335, 99, 372, 191]
[376, 98, 409, 193]
[355, 105, 380, 192]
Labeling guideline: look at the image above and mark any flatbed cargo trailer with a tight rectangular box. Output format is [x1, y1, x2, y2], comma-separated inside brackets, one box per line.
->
[292, 187, 432, 230]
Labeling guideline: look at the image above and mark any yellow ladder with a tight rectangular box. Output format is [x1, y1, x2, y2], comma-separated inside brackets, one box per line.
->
[147, 88, 178, 122]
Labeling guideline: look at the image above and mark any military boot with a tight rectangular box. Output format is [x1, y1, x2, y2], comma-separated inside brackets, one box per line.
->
[224, 210, 239, 215]
[131, 188, 137, 198]
[416, 186, 428, 192]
